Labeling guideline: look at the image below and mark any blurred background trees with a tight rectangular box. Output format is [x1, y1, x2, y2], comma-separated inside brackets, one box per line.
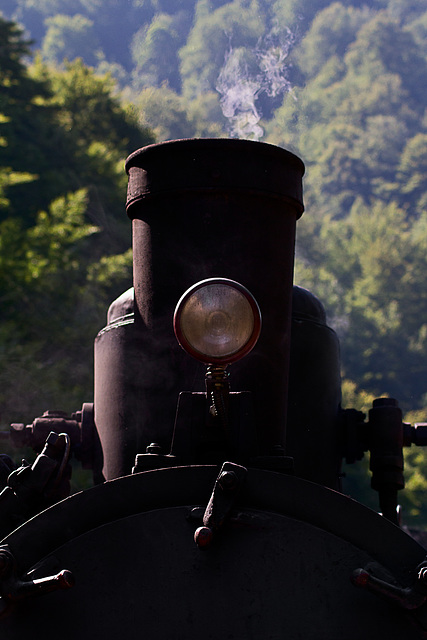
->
[0, 15, 154, 423]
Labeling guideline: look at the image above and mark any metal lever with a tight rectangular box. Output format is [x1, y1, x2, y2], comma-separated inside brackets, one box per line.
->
[194, 461, 247, 549]
[0, 546, 74, 617]
[352, 557, 427, 611]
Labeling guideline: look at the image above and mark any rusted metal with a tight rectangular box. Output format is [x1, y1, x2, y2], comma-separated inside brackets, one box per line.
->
[286, 286, 342, 489]
[95, 138, 305, 480]
[3, 137, 427, 638]
[0, 432, 71, 538]
[9, 406, 102, 485]
[10, 411, 80, 451]
[368, 398, 404, 524]
[0, 467, 426, 638]
[0, 546, 74, 617]
[194, 461, 247, 548]
[125, 138, 304, 214]
[352, 564, 427, 612]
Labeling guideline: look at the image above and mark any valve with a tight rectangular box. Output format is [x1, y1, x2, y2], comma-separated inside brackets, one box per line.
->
[342, 397, 427, 525]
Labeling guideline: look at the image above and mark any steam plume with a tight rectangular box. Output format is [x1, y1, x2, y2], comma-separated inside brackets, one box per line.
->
[216, 25, 294, 141]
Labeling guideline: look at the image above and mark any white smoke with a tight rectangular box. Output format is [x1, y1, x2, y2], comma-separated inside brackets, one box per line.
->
[216, 25, 294, 141]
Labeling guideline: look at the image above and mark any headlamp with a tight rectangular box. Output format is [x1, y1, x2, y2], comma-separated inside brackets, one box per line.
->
[173, 278, 261, 365]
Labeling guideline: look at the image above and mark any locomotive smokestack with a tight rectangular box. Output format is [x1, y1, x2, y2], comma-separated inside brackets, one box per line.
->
[127, 139, 303, 448]
[95, 138, 304, 479]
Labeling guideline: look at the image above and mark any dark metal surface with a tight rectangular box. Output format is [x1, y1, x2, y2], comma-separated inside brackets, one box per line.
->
[194, 461, 247, 548]
[5, 137, 427, 637]
[286, 287, 342, 489]
[0, 466, 426, 638]
[369, 398, 404, 524]
[0, 432, 71, 538]
[96, 139, 305, 480]
[0, 545, 74, 617]
[8, 405, 102, 481]
[125, 138, 305, 214]
[352, 563, 427, 611]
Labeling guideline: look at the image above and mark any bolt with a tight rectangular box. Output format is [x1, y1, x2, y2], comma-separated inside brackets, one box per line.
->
[10, 424, 25, 432]
[194, 526, 213, 549]
[146, 443, 162, 455]
[218, 470, 238, 491]
[57, 570, 75, 589]
[9, 424, 30, 447]
[352, 568, 371, 587]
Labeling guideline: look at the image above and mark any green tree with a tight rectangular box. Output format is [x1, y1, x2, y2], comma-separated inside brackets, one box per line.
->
[130, 84, 194, 140]
[7, 56, 154, 231]
[407, 11, 427, 56]
[41, 14, 101, 67]
[296, 199, 427, 409]
[397, 133, 427, 210]
[267, 11, 427, 219]
[344, 12, 427, 107]
[0, 17, 154, 424]
[271, 0, 334, 32]
[0, 15, 63, 222]
[294, 2, 370, 79]
[0, 190, 95, 422]
[41, 58, 152, 154]
[0, 189, 134, 424]
[179, 0, 265, 100]
[131, 12, 192, 91]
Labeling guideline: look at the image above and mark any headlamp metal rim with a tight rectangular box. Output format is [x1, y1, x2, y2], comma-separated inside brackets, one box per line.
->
[173, 277, 262, 365]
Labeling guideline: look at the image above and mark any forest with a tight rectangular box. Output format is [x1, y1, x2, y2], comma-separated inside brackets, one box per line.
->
[1, 0, 427, 523]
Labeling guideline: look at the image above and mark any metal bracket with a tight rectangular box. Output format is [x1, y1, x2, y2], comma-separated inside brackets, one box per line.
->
[352, 556, 427, 611]
[193, 461, 247, 549]
[0, 546, 74, 617]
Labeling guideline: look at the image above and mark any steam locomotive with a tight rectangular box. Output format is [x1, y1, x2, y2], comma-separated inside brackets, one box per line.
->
[1, 138, 427, 638]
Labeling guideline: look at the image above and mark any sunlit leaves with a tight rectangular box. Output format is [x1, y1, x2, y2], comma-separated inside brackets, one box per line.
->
[26, 189, 98, 281]
[295, 3, 370, 79]
[398, 133, 427, 209]
[0, 18, 155, 422]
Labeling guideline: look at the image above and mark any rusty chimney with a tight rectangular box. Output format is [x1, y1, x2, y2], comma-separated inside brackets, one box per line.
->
[95, 138, 304, 480]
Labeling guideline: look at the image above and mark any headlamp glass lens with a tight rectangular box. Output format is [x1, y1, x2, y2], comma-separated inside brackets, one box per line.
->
[174, 279, 261, 364]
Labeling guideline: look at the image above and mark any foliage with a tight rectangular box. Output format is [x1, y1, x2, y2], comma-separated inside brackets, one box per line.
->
[129, 84, 195, 140]
[131, 11, 192, 91]
[1, 1, 427, 521]
[296, 199, 427, 409]
[39, 58, 152, 155]
[0, 16, 152, 427]
[179, 0, 266, 99]
[0, 188, 135, 424]
[127, 84, 225, 140]
[41, 13, 100, 66]
[294, 2, 371, 79]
